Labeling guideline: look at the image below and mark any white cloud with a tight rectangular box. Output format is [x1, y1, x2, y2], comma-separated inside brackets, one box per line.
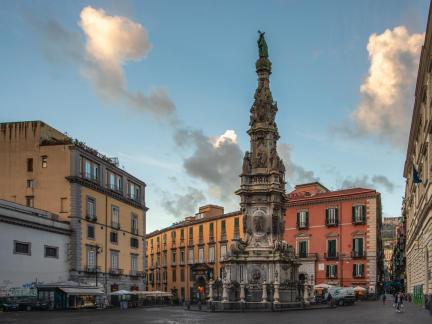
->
[210, 129, 238, 148]
[351, 26, 424, 146]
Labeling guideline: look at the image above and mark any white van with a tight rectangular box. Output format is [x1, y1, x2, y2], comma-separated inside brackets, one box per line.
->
[325, 287, 356, 306]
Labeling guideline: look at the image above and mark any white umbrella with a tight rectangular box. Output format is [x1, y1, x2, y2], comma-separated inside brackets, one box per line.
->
[110, 290, 132, 295]
[314, 283, 333, 289]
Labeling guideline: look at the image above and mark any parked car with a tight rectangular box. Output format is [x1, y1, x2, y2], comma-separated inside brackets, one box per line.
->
[2, 301, 19, 312]
[18, 299, 49, 311]
[325, 287, 356, 306]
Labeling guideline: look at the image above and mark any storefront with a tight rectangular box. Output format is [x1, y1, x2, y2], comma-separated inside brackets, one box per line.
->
[37, 282, 104, 310]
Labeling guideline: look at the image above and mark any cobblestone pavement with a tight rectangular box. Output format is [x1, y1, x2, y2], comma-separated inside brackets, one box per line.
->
[0, 299, 431, 324]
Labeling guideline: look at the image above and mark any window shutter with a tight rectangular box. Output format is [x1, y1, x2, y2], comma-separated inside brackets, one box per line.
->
[334, 265, 338, 278]
[325, 209, 329, 225]
[306, 211, 309, 227]
[352, 264, 356, 276]
[296, 212, 300, 227]
[352, 206, 355, 223]
[335, 208, 339, 225]
[326, 265, 329, 278]
[360, 264, 364, 276]
[359, 238, 364, 255]
[362, 205, 366, 224]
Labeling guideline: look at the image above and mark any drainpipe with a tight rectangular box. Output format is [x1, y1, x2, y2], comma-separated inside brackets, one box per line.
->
[105, 194, 108, 294]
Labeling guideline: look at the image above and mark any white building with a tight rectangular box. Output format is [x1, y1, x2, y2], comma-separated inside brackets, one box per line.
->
[0, 200, 70, 296]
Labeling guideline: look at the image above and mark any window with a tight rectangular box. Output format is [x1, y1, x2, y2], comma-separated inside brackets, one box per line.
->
[188, 227, 193, 245]
[353, 264, 365, 278]
[110, 231, 118, 244]
[188, 248, 194, 264]
[326, 264, 337, 278]
[87, 224, 95, 240]
[131, 254, 138, 274]
[111, 205, 119, 229]
[221, 220, 226, 239]
[14, 241, 31, 255]
[234, 217, 240, 239]
[128, 181, 140, 201]
[209, 223, 214, 241]
[27, 158, 33, 172]
[180, 269, 185, 282]
[298, 240, 308, 258]
[172, 269, 177, 282]
[86, 197, 96, 221]
[41, 156, 47, 168]
[327, 239, 337, 258]
[296, 210, 309, 229]
[198, 247, 204, 263]
[150, 255, 154, 267]
[180, 249, 185, 264]
[60, 197, 67, 212]
[199, 225, 203, 242]
[130, 214, 138, 234]
[26, 179, 33, 188]
[352, 205, 366, 224]
[131, 237, 139, 248]
[108, 171, 122, 191]
[326, 208, 338, 226]
[220, 244, 227, 260]
[172, 250, 176, 265]
[83, 158, 99, 181]
[162, 251, 167, 266]
[208, 246, 215, 262]
[25, 196, 34, 208]
[171, 230, 176, 242]
[87, 247, 96, 268]
[110, 251, 119, 271]
[180, 229, 184, 240]
[44, 246, 58, 258]
[352, 238, 364, 258]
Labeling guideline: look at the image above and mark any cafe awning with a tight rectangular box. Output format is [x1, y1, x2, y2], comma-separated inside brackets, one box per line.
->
[60, 287, 104, 296]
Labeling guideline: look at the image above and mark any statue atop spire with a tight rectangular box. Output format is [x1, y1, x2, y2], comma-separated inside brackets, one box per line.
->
[257, 30, 268, 58]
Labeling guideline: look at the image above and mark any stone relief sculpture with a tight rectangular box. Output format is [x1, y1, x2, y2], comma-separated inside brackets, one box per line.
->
[242, 151, 252, 174]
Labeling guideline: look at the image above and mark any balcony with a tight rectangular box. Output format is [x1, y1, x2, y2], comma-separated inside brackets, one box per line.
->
[109, 268, 124, 276]
[324, 252, 339, 260]
[353, 273, 365, 278]
[85, 265, 101, 273]
[326, 274, 338, 279]
[352, 217, 366, 225]
[351, 251, 366, 259]
[86, 215, 97, 222]
[112, 222, 120, 230]
[297, 222, 309, 230]
[325, 220, 338, 227]
[131, 228, 138, 235]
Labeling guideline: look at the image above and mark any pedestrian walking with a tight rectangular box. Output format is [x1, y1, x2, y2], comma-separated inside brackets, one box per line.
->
[327, 292, 333, 307]
[382, 294, 386, 305]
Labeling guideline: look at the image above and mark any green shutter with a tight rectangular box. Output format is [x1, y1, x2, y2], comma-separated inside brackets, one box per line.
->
[325, 209, 329, 225]
[335, 265, 338, 277]
[335, 208, 339, 225]
[306, 211, 309, 227]
[326, 265, 329, 278]
[296, 212, 300, 227]
[352, 206, 355, 223]
[352, 264, 356, 276]
[362, 205, 366, 224]
[360, 264, 364, 276]
[359, 238, 363, 255]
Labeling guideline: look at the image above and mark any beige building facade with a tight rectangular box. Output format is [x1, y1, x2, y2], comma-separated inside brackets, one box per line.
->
[403, 5, 432, 304]
[146, 205, 242, 301]
[0, 121, 147, 292]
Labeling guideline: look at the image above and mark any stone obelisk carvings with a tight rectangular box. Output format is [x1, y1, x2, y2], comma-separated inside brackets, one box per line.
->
[213, 32, 302, 310]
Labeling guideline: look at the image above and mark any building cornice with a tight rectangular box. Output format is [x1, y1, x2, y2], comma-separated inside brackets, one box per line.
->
[286, 192, 378, 207]
[66, 176, 148, 211]
[0, 214, 71, 236]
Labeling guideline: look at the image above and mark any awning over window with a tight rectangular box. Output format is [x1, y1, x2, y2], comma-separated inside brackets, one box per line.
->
[60, 287, 104, 295]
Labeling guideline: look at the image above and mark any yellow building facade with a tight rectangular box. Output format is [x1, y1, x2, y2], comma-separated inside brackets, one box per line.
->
[0, 121, 147, 292]
[146, 205, 243, 301]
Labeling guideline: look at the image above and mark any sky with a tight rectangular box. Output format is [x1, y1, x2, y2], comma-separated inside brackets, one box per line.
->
[0, 0, 429, 232]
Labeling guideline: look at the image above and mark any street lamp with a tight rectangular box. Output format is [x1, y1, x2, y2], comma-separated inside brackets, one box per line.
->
[95, 245, 103, 287]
